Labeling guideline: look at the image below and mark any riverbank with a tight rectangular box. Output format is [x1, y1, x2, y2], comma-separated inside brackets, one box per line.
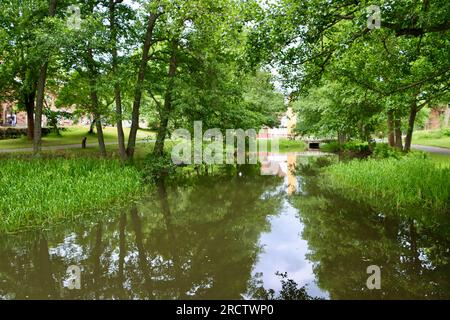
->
[320, 155, 450, 213]
[0, 158, 142, 233]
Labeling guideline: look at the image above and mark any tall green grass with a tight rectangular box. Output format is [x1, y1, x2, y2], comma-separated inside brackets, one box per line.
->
[0, 158, 142, 233]
[321, 155, 450, 213]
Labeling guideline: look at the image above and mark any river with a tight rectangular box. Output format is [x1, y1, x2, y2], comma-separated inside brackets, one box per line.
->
[0, 153, 449, 299]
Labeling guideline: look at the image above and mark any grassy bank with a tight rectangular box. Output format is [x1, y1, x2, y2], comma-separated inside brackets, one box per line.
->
[413, 129, 450, 149]
[258, 139, 306, 152]
[0, 126, 154, 150]
[0, 158, 142, 233]
[320, 155, 450, 213]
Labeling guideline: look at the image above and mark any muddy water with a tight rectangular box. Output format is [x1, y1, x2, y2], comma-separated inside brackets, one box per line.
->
[0, 154, 449, 299]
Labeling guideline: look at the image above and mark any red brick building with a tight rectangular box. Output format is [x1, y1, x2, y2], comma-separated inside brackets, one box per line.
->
[425, 106, 450, 130]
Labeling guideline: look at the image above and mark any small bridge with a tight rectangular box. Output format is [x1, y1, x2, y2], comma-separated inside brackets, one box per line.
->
[303, 139, 327, 150]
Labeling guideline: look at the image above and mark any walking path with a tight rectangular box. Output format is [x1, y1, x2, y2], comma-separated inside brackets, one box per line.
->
[1, 141, 449, 156]
[412, 144, 450, 156]
[0, 140, 155, 154]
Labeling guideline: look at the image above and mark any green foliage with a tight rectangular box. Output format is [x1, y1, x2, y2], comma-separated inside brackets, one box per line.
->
[250, 0, 450, 148]
[44, 109, 72, 135]
[321, 155, 450, 213]
[296, 155, 338, 176]
[250, 272, 322, 300]
[319, 141, 340, 153]
[142, 152, 178, 183]
[342, 141, 370, 153]
[0, 158, 142, 233]
[443, 128, 450, 137]
[293, 81, 382, 140]
[320, 140, 371, 155]
[371, 143, 403, 159]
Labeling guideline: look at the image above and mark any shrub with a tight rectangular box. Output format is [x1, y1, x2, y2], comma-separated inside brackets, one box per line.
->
[371, 143, 403, 159]
[442, 128, 450, 137]
[0, 127, 50, 140]
[142, 152, 178, 183]
[320, 140, 340, 153]
[342, 140, 370, 153]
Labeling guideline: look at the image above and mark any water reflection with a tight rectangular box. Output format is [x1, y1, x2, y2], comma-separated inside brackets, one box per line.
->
[0, 167, 286, 299]
[292, 160, 450, 299]
[0, 155, 449, 299]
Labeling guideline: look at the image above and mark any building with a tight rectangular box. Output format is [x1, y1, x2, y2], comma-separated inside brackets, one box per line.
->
[257, 107, 298, 139]
[0, 101, 27, 127]
[1, 93, 76, 128]
[424, 106, 450, 130]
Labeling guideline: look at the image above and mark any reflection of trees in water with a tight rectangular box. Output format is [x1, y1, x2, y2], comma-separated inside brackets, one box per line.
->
[0, 170, 284, 299]
[247, 272, 322, 300]
[291, 172, 450, 299]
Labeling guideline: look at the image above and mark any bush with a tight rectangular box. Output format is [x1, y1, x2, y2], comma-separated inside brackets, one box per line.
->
[342, 140, 370, 153]
[320, 140, 340, 153]
[0, 127, 50, 140]
[442, 128, 450, 137]
[319, 140, 371, 155]
[142, 152, 178, 183]
[371, 143, 403, 159]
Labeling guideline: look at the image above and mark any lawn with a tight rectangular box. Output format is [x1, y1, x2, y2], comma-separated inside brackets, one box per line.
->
[258, 139, 307, 152]
[0, 126, 155, 150]
[413, 129, 450, 149]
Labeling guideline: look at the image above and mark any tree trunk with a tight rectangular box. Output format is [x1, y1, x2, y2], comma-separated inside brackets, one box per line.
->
[153, 41, 178, 157]
[33, 0, 58, 155]
[126, 12, 160, 159]
[387, 110, 395, 147]
[86, 34, 106, 157]
[404, 103, 418, 152]
[95, 115, 107, 156]
[88, 73, 106, 156]
[394, 116, 403, 150]
[109, 0, 127, 162]
[130, 207, 153, 295]
[89, 116, 96, 134]
[154, 116, 169, 156]
[118, 212, 126, 297]
[25, 91, 35, 140]
[33, 63, 49, 155]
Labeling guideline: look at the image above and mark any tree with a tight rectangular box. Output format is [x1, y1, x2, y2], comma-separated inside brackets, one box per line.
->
[249, 0, 450, 151]
[33, 0, 58, 155]
[0, 0, 49, 140]
[126, 0, 161, 159]
[109, 0, 127, 161]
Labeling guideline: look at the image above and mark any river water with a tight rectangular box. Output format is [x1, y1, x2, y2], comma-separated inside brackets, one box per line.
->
[0, 153, 449, 299]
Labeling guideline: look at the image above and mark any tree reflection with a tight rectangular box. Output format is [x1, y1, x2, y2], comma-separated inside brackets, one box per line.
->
[0, 168, 283, 299]
[291, 170, 450, 299]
